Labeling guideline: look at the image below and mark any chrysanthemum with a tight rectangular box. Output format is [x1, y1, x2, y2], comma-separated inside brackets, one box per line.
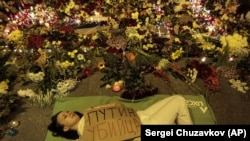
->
[171, 48, 184, 60]
[7, 29, 23, 42]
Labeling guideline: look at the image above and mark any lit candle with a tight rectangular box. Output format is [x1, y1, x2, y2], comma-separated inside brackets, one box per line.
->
[112, 82, 121, 92]
[9, 120, 20, 128]
[201, 56, 206, 62]
[228, 57, 234, 62]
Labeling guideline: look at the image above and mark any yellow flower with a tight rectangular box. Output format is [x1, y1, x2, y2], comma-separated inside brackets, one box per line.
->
[214, 18, 223, 28]
[220, 33, 248, 53]
[221, 14, 229, 21]
[174, 37, 181, 43]
[0, 80, 9, 94]
[60, 60, 74, 69]
[156, 15, 162, 22]
[131, 12, 139, 20]
[79, 11, 89, 19]
[156, 59, 170, 70]
[0, 25, 4, 31]
[171, 48, 184, 60]
[192, 21, 200, 29]
[91, 34, 99, 40]
[68, 50, 78, 58]
[7, 29, 23, 42]
[77, 54, 85, 61]
[143, 44, 154, 50]
[68, 52, 75, 58]
[119, 0, 124, 3]
[63, 0, 75, 16]
[105, 0, 111, 4]
[143, 45, 149, 50]
[201, 42, 216, 51]
[44, 41, 50, 48]
[51, 39, 61, 47]
[73, 49, 78, 53]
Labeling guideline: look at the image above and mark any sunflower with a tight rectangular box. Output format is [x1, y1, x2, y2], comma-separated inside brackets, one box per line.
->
[97, 60, 105, 70]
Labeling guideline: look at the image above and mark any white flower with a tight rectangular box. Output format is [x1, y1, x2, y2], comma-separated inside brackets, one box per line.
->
[56, 79, 77, 94]
[105, 84, 112, 89]
[143, 43, 154, 50]
[117, 80, 124, 86]
[0, 80, 9, 94]
[17, 89, 36, 97]
[26, 72, 45, 82]
[77, 54, 86, 61]
[156, 58, 170, 70]
[229, 79, 249, 94]
[187, 68, 198, 83]
[0, 89, 8, 94]
[246, 11, 250, 22]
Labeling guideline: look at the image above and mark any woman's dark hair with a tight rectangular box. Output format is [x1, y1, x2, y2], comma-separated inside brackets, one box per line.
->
[48, 111, 83, 139]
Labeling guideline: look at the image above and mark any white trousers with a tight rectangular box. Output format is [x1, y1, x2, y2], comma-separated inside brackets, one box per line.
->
[136, 95, 193, 125]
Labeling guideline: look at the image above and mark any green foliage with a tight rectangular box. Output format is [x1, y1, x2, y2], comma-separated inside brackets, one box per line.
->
[122, 62, 151, 91]
[216, 44, 230, 67]
[0, 52, 12, 81]
[100, 50, 158, 91]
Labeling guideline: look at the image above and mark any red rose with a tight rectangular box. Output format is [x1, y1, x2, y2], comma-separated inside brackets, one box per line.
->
[27, 35, 45, 48]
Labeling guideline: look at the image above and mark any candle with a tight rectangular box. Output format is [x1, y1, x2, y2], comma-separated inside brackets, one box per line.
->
[9, 120, 20, 128]
[6, 128, 18, 136]
[112, 82, 121, 92]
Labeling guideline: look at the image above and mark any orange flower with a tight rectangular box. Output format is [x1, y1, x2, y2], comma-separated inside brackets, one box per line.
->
[125, 52, 136, 61]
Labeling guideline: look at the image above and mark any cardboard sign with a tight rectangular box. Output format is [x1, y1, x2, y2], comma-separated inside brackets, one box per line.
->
[82, 105, 141, 141]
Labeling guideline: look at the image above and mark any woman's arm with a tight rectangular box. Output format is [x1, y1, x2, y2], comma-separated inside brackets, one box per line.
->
[91, 102, 124, 109]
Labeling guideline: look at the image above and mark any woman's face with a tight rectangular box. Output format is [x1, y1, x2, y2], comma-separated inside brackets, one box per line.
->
[57, 111, 81, 130]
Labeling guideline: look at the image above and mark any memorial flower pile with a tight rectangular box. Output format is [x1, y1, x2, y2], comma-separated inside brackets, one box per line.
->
[0, 0, 249, 106]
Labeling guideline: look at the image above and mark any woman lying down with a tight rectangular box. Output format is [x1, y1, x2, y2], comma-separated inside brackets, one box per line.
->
[48, 95, 193, 141]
